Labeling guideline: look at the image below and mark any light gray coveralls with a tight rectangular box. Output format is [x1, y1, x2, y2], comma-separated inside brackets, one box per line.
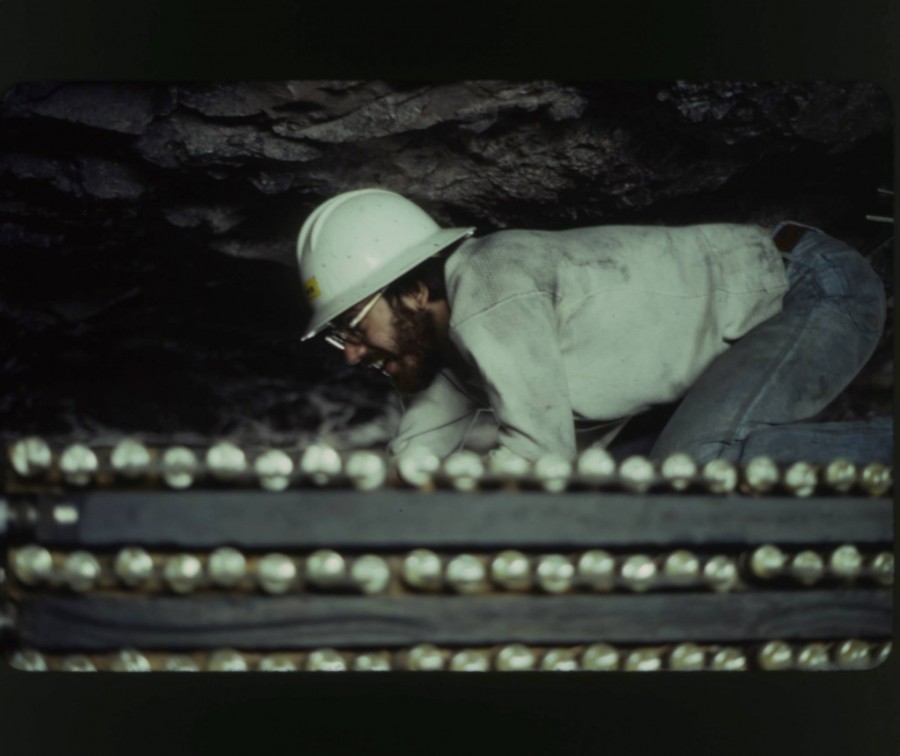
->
[388, 222, 888, 464]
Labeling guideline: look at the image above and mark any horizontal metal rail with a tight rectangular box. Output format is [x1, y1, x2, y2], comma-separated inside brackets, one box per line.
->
[15, 590, 892, 650]
[17, 490, 894, 549]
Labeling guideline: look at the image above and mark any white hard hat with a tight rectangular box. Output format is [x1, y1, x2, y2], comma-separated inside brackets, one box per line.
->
[296, 188, 475, 341]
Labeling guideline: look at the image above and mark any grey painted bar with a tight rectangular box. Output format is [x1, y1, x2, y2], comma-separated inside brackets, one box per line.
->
[30, 490, 893, 549]
[17, 590, 892, 650]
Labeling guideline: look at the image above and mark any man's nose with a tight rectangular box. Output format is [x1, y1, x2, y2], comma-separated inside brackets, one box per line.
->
[344, 342, 368, 365]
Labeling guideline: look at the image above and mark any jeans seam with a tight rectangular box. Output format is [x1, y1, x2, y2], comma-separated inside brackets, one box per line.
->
[718, 297, 820, 447]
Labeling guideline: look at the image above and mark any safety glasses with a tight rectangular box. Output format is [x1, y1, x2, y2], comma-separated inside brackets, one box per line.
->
[322, 287, 386, 352]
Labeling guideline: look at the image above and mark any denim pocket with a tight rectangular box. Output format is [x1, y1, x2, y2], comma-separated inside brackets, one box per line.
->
[791, 242, 885, 337]
[829, 251, 886, 337]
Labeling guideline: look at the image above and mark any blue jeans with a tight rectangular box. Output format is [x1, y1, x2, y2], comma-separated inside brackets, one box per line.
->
[650, 223, 891, 465]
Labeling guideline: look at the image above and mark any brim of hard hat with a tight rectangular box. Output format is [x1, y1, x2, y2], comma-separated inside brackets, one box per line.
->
[300, 226, 475, 341]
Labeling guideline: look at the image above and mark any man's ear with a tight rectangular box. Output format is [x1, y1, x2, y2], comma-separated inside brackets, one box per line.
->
[401, 281, 430, 311]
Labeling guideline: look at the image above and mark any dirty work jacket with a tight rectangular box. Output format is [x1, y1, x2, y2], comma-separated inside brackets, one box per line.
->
[388, 224, 790, 462]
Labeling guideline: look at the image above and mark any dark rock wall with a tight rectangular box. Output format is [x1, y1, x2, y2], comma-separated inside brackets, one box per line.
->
[0, 80, 892, 447]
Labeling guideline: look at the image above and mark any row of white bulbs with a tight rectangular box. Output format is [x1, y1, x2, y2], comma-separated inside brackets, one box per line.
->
[10, 543, 893, 595]
[6, 437, 893, 495]
[8, 638, 890, 673]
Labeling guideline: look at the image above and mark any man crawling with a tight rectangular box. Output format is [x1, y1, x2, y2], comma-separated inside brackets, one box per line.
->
[297, 188, 890, 465]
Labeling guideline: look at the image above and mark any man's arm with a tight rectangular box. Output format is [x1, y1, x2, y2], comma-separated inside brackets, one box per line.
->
[388, 370, 481, 458]
[451, 291, 577, 461]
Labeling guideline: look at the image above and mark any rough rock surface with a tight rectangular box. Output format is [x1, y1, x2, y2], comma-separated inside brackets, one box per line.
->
[0, 80, 892, 450]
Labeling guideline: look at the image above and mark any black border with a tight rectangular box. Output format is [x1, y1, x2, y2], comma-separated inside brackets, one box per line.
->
[0, 0, 897, 754]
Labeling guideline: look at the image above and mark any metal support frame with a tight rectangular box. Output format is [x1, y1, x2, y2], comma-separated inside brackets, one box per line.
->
[2, 489, 892, 660]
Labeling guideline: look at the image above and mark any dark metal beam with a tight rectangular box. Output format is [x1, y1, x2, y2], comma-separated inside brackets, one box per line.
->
[16, 590, 892, 650]
[24, 490, 894, 549]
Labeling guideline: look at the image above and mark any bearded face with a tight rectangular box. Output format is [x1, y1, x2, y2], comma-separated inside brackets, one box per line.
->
[378, 300, 444, 394]
[332, 287, 446, 395]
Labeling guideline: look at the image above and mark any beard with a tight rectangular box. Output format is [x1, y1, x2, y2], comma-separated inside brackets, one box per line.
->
[382, 302, 444, 395]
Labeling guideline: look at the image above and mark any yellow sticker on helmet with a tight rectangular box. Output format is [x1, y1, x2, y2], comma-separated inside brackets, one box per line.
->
[303, 277, 321, 302]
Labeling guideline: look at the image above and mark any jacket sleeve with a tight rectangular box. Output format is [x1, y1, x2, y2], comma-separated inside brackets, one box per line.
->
[388, 370, 481, 458]
[451, 291, 577, 461]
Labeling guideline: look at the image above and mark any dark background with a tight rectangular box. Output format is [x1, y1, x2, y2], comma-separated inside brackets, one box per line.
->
[0, 1, 897, 754]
